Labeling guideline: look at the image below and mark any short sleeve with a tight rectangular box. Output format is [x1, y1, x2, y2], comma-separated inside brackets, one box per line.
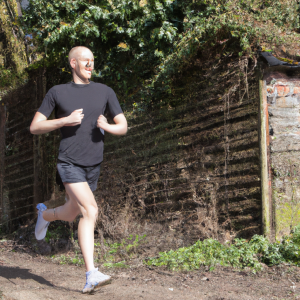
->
[37, 88, 56, 118]
[106, 87, 123, 118]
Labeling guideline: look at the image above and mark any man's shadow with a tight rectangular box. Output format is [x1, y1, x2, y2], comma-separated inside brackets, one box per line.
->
[0, 265, 77, 292]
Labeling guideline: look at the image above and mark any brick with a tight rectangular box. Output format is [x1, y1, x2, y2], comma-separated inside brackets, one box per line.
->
[293, 87, 300, 94]
[276, 85, 290, 96]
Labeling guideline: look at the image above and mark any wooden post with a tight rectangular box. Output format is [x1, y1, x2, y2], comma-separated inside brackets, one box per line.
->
[259, 78, 271, 239]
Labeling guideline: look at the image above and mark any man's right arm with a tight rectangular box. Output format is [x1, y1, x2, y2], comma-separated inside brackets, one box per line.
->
[30, 109, 84, 135]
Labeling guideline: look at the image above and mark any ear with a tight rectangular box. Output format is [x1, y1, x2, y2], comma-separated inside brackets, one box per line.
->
[70, 58, 76, 70]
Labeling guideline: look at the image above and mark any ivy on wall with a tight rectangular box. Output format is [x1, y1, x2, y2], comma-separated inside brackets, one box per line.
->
[19, 0, 300, 111]
[1, 0, 300, 108]
[144, 0, 300, 107]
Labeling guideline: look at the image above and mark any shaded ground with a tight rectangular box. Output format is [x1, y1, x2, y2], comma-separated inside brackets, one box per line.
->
[1, 239, 300, 300]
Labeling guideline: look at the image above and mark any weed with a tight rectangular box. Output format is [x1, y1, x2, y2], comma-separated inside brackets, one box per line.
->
[51, 234, 146, 268]
[54, 254, 84, 266]
[146, 226, 300, 272]
[45, 224, 71, 243]
[95, 234, 147, 268]
[103, 261, 128, 268]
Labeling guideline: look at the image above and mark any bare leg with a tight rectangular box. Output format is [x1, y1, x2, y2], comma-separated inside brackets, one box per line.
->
[65, 193, 70, 202]
[43, 192, 80, 222]
[64, 182, 98, 272]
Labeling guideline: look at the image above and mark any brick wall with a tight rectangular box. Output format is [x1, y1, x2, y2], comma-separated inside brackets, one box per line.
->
[266, 70, 300, 238]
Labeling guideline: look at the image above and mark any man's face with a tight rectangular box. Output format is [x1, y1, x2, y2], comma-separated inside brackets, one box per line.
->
[71, 49, 94, 81]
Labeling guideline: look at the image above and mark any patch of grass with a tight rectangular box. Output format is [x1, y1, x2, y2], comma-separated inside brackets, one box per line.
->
[45, 223, 71, 243]
[50, 239, 84, 266]
[51, 234, 147, 268]
[145, 226, 300, 272]
[53, 253, 84, 266]
[94, 234, 147, 268]
[103, 261, 128, 268]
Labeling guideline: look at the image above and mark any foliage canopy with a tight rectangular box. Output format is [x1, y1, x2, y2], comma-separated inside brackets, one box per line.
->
[20, 0, 300, 108]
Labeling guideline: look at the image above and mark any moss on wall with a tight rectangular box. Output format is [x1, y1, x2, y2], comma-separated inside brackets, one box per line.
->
[276, 203, 300, 238]
[0, 0, 27, 98]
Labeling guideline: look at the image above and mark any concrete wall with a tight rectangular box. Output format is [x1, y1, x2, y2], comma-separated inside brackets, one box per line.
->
[265, 70, 300, 238]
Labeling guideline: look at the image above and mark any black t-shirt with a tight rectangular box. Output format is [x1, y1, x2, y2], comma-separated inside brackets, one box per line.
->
[38, 81, 123, 166]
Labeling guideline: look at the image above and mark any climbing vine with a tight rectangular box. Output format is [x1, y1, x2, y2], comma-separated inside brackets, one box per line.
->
[147, 0, 299, 100]
[2, 0, 300, 106]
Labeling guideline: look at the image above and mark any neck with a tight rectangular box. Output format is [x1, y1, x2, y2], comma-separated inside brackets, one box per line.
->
[72, 73, 90, 84]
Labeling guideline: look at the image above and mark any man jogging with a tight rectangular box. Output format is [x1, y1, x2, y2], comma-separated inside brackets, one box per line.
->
[30, 46, 127, 293]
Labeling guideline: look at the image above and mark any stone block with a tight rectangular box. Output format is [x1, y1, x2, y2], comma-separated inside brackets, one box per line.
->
[268, 107, 299, 119]
[269, 123, 300, 135]
[271, 152, 300, 174]
[275, 96, 299, 108]
[271, 135, 300, 152]
[276, 85, 290, 96]
[269, 118, 300, 128]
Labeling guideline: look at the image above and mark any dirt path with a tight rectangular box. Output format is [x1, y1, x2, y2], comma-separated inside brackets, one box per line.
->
[1, 246, 300, 300]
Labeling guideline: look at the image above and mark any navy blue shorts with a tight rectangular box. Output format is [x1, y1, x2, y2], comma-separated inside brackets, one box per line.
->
[57, 160, 101, 192]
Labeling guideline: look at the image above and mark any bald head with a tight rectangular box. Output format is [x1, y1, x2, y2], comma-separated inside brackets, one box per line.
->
[68, 46, 94, 83]
[68, 46, 93, 64]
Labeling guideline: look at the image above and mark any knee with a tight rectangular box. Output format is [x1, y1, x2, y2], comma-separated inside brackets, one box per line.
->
[83, 205, 98, 221]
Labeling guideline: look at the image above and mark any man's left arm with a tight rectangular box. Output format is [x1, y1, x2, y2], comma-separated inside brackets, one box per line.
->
[97, 113, 127, 135]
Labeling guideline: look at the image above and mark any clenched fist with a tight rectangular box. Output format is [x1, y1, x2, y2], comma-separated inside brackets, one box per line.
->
[97, 114, 108, 130]
[65, 109, 84, 126]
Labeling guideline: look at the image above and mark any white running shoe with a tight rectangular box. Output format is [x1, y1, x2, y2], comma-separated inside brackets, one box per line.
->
[35, 203, 50, 240]
[82, 268, 111, 293]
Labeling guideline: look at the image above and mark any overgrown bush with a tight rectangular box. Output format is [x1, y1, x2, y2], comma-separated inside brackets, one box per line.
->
[21, 0, 300, 109]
